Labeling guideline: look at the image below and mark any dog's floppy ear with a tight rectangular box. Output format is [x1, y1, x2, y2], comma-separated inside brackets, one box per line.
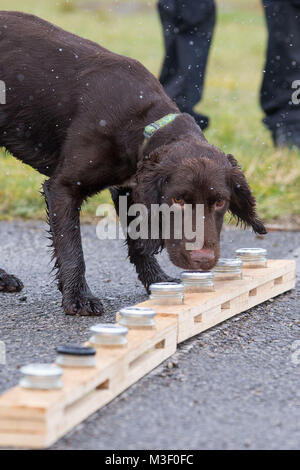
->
[133, 149, 166, 207]
[132, 149, 167, 255]
[227, 154, 267, 235]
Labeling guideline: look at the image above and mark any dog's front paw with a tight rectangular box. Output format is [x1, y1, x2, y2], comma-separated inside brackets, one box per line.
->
[0, 269, 24, 293]
[63, 294, 104, 316]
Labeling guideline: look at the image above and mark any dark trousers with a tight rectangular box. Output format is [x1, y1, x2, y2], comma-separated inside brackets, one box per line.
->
[158, 0, 300, 132]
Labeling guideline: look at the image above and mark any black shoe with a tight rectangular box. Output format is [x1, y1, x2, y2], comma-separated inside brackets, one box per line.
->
[272, 125, 300, 150]
[189, 110, 209, 131]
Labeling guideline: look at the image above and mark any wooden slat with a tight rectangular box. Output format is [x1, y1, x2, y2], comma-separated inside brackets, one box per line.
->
[0, 259, 296, 448]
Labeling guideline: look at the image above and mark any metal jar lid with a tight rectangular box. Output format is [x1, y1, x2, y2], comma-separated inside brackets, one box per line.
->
[119, 307, 156, 328]
[235, 248, 267, 259]
[89, 323, 128, 346]
[19, 363, 63, 390]
[56, 344, 96, 356]
[181, 271, 214, 281]
[56, 344, 96, 367]
[214, 258, 243, 271]
[149, 282, 184, 294]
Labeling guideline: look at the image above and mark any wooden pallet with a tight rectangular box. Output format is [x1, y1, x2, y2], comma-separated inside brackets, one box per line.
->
[0, 259, 296, 448]
[137, 259, 296, 343]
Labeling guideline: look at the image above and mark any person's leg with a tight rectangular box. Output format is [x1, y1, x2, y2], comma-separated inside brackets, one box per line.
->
[158, 0, 178, 87]
[158, 0, 216, 130]
[261, 0, 300, 148]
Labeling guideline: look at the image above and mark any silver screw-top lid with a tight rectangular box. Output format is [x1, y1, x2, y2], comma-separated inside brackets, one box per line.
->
[20, 363, 63, 378]
[181, 271, 214, 281]
[235, 247, 267, 258]
[19, 363, 63, 390]
[119, 307, 156, 318]
[90, 323, 128, 336]
[89, 323, 128, 346]
[119, 307, 156, 328]
[149, 282, 184, 293]
[215, 258, 243, 268]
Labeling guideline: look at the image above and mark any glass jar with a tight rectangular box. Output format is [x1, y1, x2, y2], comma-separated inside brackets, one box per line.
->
[119, 307, 156, 329]
[149, 282, 184, 305]
[89, 323, 128, 347]
[235, 247, 267, 268]
[56, 344, 96, 367]
[214, 258, 243, 280]
[19, 363, 63, 390]
[181, 271, 215, 293]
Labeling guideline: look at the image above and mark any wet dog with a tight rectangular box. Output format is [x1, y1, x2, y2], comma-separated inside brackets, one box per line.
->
[0, 11, 266, 315]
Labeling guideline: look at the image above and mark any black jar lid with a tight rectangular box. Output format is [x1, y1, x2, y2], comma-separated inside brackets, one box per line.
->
[56, 344, 96, 356]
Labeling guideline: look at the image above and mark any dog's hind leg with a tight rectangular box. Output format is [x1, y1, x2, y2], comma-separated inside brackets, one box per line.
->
[110, 187, 179, 293]
[0, 269, 24, 293]
[0, 151, 24, 293]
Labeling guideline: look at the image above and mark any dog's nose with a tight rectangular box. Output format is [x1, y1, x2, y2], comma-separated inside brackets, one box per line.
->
[190, 249, 215, 263]
[190, 249, 215, 270]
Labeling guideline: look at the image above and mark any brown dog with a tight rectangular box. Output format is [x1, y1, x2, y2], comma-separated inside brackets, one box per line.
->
[0, 11, 266, 315]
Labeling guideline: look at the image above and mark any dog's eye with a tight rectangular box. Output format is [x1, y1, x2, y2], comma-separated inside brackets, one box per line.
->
[173, 197, 185, 206]
[214, 199, 226, 210]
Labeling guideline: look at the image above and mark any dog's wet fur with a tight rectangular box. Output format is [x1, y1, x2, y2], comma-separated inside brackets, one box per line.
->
[0, 11, 266, 315]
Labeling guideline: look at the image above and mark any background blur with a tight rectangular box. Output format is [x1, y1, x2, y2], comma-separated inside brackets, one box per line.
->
[0, 0, 299, 223]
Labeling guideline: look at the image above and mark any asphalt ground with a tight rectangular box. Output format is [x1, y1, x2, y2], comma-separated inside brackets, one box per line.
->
[0, 221, 299, 450]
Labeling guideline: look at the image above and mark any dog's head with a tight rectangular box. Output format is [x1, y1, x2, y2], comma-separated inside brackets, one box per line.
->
[133, 139, 266, 270]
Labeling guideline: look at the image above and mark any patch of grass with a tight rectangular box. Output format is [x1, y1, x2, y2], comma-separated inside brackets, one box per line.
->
[0, 0, 299, 222]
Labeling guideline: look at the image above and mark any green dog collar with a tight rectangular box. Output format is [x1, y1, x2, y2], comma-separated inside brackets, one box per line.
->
[143, 113, 179, 140]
